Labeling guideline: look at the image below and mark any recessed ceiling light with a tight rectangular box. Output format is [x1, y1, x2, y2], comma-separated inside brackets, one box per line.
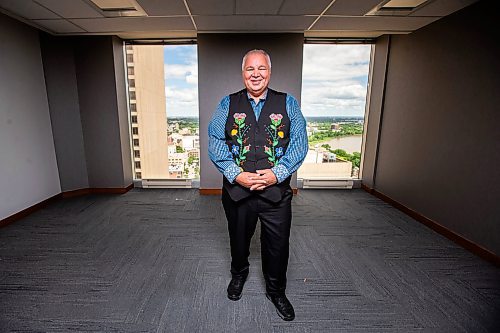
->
[366, 0, 430, 16]
[89, 0, 147, 17]
[381, 0, 428, 10]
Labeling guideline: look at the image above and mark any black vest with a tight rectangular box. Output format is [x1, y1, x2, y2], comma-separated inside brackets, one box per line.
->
[223, 88, 292, 202]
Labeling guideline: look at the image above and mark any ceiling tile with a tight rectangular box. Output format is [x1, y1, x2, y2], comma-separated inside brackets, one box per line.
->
[136, 0, 188, 16]
[33, 19, 87, 33]
[188, 0, 233, 15]
[312, 15, 440, 32]
[35, 0, 103, 18]
[279, 0, 332, 15]
[70, 16, 195, 32]
[409, 0, 478, 16]
[196, 15, 315, 31]
[326, 0, 382, 16]
[0, 0, 59, 19]
[235, 0, 282, 15]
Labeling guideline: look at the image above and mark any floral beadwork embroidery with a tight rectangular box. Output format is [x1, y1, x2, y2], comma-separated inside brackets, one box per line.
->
[264, 113, 285, 166]
[231, 113, 251, 166]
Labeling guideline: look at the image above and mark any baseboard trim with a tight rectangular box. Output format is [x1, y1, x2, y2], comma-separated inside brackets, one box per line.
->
[361, 184, 500, 267]
[62, 188, 91, 198]
[87, 183, 134, 194]
[200, 188, 299, 196]
[0, 193, 62, 228]
[62, 184, 134, 197]
[1, 184, 134, 228]
[199, 189, 222, 195]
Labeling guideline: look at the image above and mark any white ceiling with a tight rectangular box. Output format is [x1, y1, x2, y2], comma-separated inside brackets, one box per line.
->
[0, 0, 478, 39]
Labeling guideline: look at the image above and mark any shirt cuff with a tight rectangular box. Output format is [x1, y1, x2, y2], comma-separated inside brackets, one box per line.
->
[271, 164, 290, 184]
[223, 164, 242, 184]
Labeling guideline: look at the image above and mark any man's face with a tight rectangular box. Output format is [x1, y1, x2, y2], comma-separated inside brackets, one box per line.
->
[242, 53, 271, 98]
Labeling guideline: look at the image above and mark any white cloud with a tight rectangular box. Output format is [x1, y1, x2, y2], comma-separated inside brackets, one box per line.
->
[165, 86, 198, 117]
[163, 45, 199, 116]
[164, 63, 198, 84]
[301, 44, 371, 116]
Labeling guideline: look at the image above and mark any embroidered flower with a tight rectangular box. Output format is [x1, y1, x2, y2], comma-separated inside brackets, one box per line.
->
[264, 114, 286, 167]
[234, 113, 246, 125]
[269, 113, 283, 127]
[230, 113, 251, 166]
[269, 113, 283, 121]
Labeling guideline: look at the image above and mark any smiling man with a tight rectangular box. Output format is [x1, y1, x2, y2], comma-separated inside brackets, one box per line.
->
[208, 49, 308, 321]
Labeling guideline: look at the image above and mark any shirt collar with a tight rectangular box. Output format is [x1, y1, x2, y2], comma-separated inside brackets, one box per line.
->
[246, 89, 268, 103]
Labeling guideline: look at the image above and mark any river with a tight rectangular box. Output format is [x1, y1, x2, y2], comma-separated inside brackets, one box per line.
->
[311, 135, 363, 154]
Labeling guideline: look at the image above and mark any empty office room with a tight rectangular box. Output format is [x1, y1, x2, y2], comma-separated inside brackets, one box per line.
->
[0, 0, 499, 332]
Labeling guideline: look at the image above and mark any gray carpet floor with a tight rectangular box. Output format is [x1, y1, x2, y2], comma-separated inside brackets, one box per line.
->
[0, 189, 499, 332]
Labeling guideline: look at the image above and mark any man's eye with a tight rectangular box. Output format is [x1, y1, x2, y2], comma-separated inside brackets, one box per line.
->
[258, 67, 267, 71]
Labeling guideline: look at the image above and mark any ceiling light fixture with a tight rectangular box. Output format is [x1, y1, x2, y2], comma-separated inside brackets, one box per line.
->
[88, 0, 147, 17]
[366, 0, 431, 16]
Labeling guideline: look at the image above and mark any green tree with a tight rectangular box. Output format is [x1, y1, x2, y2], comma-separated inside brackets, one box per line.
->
[332, 149, 348, 157]
[176, 146, 185, 153]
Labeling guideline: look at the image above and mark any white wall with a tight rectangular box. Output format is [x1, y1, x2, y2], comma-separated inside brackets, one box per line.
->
[0, 13, 61, 219]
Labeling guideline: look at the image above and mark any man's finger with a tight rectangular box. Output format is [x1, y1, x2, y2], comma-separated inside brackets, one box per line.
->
[250, 184, 265, 191]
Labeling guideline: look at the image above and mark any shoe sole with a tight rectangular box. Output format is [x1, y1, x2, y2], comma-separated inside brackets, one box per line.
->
[227, 293, 242, 301]
[265, 293, 294, 321]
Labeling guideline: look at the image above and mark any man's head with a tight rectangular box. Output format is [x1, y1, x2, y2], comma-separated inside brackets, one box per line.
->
[241, 49, 271, 99]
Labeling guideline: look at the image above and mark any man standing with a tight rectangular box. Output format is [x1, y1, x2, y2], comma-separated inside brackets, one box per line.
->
[208, 49, 308, 321]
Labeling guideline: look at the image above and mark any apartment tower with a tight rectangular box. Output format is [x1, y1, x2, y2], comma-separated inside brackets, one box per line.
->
[126, 45, 169, 179]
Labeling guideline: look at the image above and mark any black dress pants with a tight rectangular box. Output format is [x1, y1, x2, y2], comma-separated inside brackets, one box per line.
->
[222, 187, 293, 295]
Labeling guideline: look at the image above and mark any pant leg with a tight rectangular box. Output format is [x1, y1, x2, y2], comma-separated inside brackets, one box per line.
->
[258, 189, 293, 295]
[222, 189, 259, 278]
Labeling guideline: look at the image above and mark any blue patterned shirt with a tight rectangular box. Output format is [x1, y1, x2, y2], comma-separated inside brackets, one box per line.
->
[208, 90, 308, 184]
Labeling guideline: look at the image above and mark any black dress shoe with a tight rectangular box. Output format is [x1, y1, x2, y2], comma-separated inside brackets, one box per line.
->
[266, 293, 295, 321]
[227, 276, 246, 301]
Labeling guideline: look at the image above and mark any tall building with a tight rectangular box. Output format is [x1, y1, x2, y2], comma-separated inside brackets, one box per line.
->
[126, 45, 169, 179]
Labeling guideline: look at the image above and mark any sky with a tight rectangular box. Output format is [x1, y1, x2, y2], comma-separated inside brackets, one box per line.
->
[164, 45, 199, 117]
[163, 44, 371, 117]
[301, 44, 371, 117]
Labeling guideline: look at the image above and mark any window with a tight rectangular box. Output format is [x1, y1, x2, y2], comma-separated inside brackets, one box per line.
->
[298, 44, 371, 180]
[135, 172, 142, 179]
[126, 54, 134, 63]
[165, 45, 200, 180]
[126, 43, 199, 182]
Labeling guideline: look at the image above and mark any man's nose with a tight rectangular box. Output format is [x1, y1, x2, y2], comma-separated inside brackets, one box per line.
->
[251, 70, 260, 77]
